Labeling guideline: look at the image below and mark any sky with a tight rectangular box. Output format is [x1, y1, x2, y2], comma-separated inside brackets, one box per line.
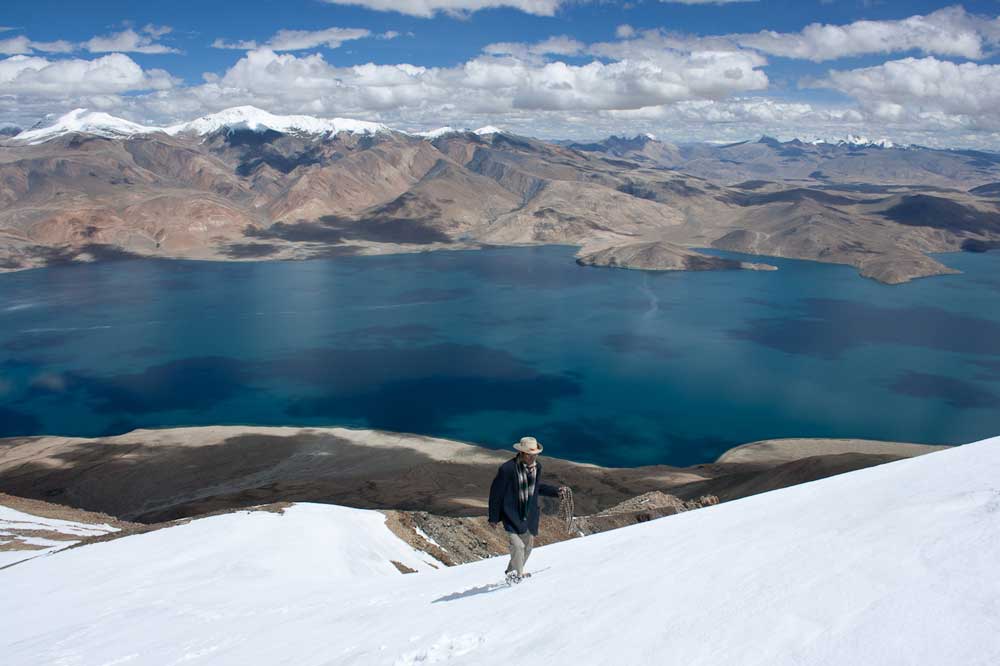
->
[2, 1, 1000, 147]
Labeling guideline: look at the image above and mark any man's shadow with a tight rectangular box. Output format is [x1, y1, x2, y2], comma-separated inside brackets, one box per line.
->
[431, 567, 550, 604]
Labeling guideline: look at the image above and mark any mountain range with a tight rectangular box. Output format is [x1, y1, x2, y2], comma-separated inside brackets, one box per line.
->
[3, 107, 1000, 284]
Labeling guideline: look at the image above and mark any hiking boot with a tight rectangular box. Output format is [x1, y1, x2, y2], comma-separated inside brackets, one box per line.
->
[505, 571, 522, 585]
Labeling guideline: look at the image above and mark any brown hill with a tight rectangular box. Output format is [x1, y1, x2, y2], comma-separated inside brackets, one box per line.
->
[3, 124, 1000, 283]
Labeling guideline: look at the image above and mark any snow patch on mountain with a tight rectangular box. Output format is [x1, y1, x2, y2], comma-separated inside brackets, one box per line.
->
[416, 126, 463, 139]
[165, 106, 389, 137]
[416, 126, 509, 139]
[0, 505, 118, 568]
[800, 134, 900, 149]
[11, 109, 159, 145]
[2, 435, 999, 665]
[6, 107, 391, 145]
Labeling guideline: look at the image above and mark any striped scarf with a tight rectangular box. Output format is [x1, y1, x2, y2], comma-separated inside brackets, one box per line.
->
[516, 459, 537, 520]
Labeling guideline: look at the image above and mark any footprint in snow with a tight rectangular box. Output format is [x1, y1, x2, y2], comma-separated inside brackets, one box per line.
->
[392, 633, 484, 665]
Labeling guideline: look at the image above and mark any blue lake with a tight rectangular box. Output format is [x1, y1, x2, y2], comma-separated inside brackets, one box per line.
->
[1, 245, 999, 467]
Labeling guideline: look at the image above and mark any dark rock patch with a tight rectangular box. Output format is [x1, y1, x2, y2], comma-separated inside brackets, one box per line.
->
[245, 221, 347, 244]
[683, 255, 742, 271]
[732, 188, 861, 207]
[220, 243, 281, 258]
[969, 182, 1000, 197]
[961, 239, 1000, 252]
[23, 243, 147, 269]
[319, 214, 451, 245]
[732, 180, 773, 190]
[881, 195, 1000, 233]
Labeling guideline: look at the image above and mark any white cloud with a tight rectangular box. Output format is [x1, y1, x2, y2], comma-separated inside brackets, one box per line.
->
[0, 53, 177, 95]
[8, 9, 1000, 149]
[1, 35, 36, 55]
[319, 0, 564, 18]
[142, 24, 172, 39]
[203, 46, 766, 114]
[483, 35, 584, 60]
[212, 27, 372, 52]
[210, 38, 259, 50]
[615, 25, 635, 39]
[738, 6, 999, 61]
[84, 26, 179, 55]
[811, 56, 1000, 129]
[0, 34, 75, 55]
[598, 7, 1000, 63]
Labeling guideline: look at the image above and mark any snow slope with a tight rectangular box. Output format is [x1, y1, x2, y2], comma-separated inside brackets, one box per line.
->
[3, 436, 999, 665]
[0, 505, 118, 568]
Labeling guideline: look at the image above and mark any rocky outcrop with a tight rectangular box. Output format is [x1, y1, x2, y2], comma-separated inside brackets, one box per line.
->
[577, 240, 777, 272]
[380, 491, 720, 566]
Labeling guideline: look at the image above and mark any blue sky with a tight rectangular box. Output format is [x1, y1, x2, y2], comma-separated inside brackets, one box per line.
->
[3, 1, 1000, 146]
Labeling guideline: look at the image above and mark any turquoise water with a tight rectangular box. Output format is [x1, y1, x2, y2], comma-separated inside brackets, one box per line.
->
[1, 246, 999, 467]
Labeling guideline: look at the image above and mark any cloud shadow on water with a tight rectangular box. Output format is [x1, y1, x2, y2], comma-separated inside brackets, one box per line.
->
[0, 407, 43, 437]
[267, 343, 581, 431]
[288, 374, 580, 432]
[325, 324, 441, 346]
[602, 333, 679, 359]
[728, 298, 1000, 359]
[887, 371, 1000, 409]
[517, 417, 738, 468]
[394, 287, 472, 304]
[24, 356, 259, 415]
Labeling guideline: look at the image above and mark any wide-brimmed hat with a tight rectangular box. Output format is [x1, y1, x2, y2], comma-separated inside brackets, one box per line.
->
[513, 436, 543, 454]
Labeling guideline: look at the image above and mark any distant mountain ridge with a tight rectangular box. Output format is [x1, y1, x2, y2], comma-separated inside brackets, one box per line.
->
[3, 106, 1000, 284]
[7, 107, 513, 146]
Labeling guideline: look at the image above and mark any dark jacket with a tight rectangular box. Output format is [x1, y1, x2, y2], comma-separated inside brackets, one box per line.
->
[488, 457, 561, 536]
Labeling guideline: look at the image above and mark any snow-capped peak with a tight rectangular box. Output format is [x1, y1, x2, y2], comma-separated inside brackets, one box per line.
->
[416, 126, 462, 139]
[165, 106, 389, 137]
[841, 133, 894, 148]
[473, 126, 503, 136]
[6, 106, 393, 145]
[10, 109, 159, 145]
[801, 134, 899, 149]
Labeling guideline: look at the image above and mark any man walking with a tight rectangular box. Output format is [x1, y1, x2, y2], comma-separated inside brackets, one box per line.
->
[488, 436, 568, 584]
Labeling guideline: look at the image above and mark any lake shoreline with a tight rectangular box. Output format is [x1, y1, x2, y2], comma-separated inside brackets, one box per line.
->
[0, 238, 988, 285]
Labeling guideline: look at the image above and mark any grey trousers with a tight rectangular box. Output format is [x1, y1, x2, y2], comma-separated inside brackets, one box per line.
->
[505, 530, 534, 576]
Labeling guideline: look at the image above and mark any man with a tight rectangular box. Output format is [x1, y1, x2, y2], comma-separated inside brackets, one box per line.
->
[488, 436, 569, 584]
